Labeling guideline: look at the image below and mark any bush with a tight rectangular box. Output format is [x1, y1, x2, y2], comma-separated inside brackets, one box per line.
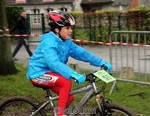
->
[5, 6, 23, 29]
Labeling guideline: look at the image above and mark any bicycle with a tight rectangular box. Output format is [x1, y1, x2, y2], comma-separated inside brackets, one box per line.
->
[0, 69, 136, 116]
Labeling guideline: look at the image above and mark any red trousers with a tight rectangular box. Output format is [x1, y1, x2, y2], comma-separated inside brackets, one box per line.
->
[30, 72, 74, 116]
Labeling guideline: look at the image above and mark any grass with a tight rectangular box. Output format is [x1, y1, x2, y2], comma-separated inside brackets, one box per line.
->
[0, 63, 150, 115]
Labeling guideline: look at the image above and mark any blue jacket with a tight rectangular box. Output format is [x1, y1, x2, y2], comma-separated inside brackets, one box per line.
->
[26, 31, 103, 80]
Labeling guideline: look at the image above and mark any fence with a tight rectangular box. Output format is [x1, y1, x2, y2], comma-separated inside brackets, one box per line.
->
[109, 31, 150, 94]
[1, 29, 150, 93]
[26, 12, 150, 43]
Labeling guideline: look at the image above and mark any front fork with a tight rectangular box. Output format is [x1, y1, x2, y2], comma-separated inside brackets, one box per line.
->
[95, 94, 105, 116]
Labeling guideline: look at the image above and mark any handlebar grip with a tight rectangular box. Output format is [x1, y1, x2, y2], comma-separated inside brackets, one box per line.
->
[101, 65, 108, 71]
[101, 66, 112, 75]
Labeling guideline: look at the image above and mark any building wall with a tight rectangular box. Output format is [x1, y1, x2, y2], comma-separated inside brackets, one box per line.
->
[73, 0, 83, 11]
[24, 4, 73, 14]
[139, 0, 150, 8]
[130, 0, 139, 8]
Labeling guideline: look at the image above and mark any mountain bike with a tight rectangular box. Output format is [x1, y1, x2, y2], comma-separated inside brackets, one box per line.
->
[0, 69, 136, 116]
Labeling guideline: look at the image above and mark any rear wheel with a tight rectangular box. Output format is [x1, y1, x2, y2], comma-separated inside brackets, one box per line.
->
[91, 103, 136, 116]
[0, 96, 46, 116]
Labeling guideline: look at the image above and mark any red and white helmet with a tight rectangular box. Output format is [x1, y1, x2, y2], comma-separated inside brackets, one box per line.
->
[48, 11, 75, 28]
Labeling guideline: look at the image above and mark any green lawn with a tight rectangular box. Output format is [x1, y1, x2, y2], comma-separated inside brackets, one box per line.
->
[0, 63, 150, 115]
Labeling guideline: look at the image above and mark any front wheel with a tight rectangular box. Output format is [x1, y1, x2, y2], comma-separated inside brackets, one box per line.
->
[91, 103, 136, 116]
[0, 96, 46, 116]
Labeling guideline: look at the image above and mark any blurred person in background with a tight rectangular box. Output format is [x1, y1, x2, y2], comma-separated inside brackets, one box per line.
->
[10, 10, 32, 60]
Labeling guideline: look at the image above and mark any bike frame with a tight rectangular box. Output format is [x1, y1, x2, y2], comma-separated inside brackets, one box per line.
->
[31, 81, 103, 116]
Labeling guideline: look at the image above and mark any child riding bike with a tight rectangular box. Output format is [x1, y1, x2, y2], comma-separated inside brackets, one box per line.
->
[26, 10, 112, 116]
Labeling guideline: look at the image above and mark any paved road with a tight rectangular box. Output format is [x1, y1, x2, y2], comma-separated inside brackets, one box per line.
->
[11, 42, 150, 73]
[11, 43, 110, 71]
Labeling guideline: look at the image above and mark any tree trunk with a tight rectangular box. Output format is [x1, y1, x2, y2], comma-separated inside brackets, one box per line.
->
[0, 0, 18, 75]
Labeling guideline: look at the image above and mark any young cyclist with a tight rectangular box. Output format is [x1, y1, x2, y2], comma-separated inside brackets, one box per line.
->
[26, 11, 112, 116]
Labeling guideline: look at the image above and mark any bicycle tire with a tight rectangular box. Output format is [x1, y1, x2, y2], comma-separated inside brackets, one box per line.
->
[0, 96, 46, 116]
[91, 103, 136, 116]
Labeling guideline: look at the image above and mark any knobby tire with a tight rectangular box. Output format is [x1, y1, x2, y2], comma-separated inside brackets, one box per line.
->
[0, 96, 46, 116]
[91, 103, 136, 116]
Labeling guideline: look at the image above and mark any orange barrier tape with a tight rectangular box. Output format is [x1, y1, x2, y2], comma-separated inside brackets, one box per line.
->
[1, 34, 150, 47]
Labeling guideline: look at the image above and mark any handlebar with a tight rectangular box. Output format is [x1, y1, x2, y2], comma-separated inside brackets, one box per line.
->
[72, 73, 96, 83]
[85, 65, 110, 82]
[72, 66, 111, 84]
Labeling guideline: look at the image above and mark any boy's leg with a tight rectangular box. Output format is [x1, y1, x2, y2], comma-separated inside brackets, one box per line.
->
[22, 38, 32, 57]
[30, 72, 73, 115]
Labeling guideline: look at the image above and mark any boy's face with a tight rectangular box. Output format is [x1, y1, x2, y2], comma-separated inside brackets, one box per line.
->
[59, 26, 73, 40]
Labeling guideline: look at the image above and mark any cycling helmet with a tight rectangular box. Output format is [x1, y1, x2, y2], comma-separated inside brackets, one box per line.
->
[48, 11, 75, 28]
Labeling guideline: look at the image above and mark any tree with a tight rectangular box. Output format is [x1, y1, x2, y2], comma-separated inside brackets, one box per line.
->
[0, 0, 18, 75]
